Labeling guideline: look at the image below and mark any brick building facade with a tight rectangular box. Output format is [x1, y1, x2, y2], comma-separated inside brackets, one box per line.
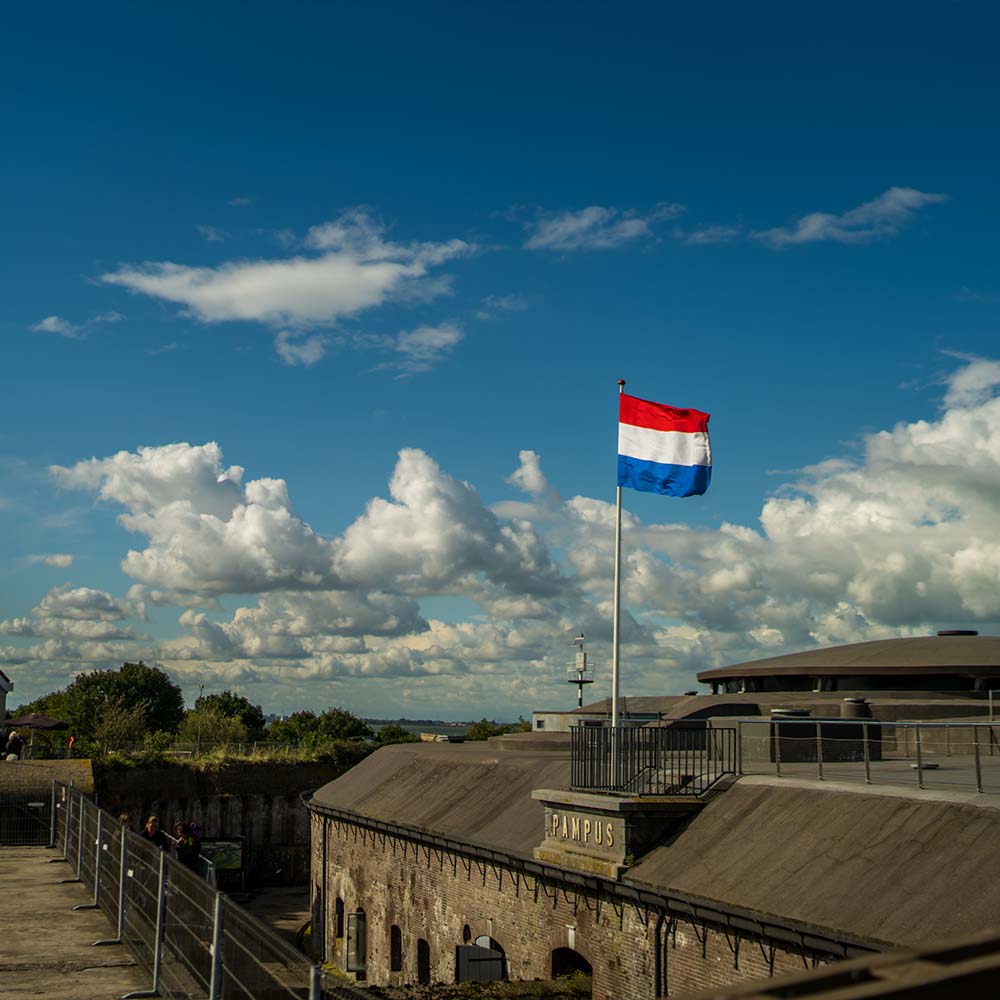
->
[308, 806, 851, 997]
[304, 729, 894, 1000]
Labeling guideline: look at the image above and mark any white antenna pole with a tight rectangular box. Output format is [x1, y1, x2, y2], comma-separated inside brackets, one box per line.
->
[611, 379, 625, 731]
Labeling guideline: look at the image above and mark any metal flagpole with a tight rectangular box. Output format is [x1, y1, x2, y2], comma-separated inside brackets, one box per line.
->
[611, 379, 625, 733]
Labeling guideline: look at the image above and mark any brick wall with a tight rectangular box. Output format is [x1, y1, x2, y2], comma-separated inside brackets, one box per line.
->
[310, 811, 831, 998]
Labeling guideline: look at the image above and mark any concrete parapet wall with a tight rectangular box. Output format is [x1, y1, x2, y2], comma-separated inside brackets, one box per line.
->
[95, 761, 350, 883]
[0, 758, 94, 796]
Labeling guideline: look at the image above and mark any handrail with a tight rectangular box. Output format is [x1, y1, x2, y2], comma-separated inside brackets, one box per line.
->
[570, 724, 737, 796]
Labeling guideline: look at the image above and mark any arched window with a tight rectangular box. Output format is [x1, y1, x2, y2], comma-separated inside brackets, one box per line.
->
[347, 907, 367, 975]
[417, 938, 431, 984]
[390, 925, 402, 972]
[551, 947, 592, 978]
[335, 897, 345, 939]
[462, 924, 472, 943]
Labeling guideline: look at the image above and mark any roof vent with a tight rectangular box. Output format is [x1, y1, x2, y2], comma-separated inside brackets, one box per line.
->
[937, 629, 979, 637]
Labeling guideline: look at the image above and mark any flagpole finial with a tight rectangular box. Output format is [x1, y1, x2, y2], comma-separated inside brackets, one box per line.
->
[618, 379, 626, 394]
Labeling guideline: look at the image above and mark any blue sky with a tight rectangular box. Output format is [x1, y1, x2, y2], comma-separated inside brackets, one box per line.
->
[3, 1, 1000, 718]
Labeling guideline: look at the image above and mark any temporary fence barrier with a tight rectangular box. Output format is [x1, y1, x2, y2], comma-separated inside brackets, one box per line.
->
[0, 788, 52, 845]
[49, 781, 355, 1000]
[736, 718, 1000, 794]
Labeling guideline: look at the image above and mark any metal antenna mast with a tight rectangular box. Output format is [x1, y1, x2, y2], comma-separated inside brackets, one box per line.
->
[567, 634, 593, 708]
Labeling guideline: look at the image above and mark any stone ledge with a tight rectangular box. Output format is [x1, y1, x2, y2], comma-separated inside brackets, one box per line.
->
[532, 787, 703, 814]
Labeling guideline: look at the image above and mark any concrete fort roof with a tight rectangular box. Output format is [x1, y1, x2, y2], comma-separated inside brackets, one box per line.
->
[311, 738, 570, 856]
[697, 633, 1000, 682]
[628, 777, 1000, 947]
[567, 695, 688, 715]
[313, 741, 1000, 948]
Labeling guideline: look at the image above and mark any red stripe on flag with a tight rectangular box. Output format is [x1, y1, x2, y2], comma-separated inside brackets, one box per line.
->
[619, 393, 710, 433]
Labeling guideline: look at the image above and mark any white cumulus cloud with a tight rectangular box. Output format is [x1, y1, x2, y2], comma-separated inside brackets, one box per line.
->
[755, 187, 947, 249]
[15, 357, 1000, 715]
[275, 330, 326, 366]
[50, 442, 338, 597]
[31, 316, 81, 338]
[390, 323, 463, 373]
[525, 203, 684, 251]
[34, 554, 75, 568]
[100, 209, 471, 328]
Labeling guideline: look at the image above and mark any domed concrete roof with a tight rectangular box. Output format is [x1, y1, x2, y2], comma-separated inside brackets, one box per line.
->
[697, 633, 1000, 682]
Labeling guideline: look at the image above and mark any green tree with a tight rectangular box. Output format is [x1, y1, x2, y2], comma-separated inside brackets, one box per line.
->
[316, 708, 374, 741]
[266, 707, 373, 744]
[195, 690, 266, 739]
[17, 662, 184, 741]
[267, 710, 318, 743]
[465, 718, 508, 741]
[178, 709, 249, 746]
[92, 696, 148, 756]
[377, 724, 419, 745]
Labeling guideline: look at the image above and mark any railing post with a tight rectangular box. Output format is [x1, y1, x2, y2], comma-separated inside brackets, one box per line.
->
[208, 894, 224, 1000]
[974, 726, 983, 793]
[75, 797, 85, 880]
[122, 849, 167, 998]
[49, 780, 58, 848]
[736, 722, 743, 776]
[863, 722, 871, 785]
[309, 964, 322, 1000]
[63, 783, 73, 855]
[74, 810, 102, 910]
[915, 726, 924, 789]
[59, 787, 82, 884]
[95, 829, 127, 946]
[49, 782, 68, 863]
[774, 720, 782, 777]
[815, 721, 824, 780]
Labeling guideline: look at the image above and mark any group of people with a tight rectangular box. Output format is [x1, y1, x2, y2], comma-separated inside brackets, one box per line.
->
[131, 814, 204, 870]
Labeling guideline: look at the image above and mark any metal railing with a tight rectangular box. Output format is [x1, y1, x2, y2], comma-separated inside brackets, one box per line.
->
[571, 725, 737, 795]
[737, 719, 1000, 794]
[48, 781, 354, 1000]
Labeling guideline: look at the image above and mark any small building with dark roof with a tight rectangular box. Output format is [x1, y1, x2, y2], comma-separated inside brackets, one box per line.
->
[697, 631, 1000, 695]
[0, 669, 12, 723]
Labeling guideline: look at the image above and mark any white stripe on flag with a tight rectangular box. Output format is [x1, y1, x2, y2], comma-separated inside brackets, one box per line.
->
[618, 425, 711, 468]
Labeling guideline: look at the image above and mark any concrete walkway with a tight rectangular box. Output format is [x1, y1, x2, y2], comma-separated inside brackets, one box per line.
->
[0, 846, 145, 999]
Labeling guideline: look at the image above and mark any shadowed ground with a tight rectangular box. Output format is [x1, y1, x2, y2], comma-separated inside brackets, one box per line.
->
[0, 846, 145, 999]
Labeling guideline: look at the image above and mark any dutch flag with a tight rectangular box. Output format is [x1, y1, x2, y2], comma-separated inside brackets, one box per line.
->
[617, 393, 711, 497]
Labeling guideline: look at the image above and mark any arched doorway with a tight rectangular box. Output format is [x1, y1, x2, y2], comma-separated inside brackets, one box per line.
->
[390, 925, 402, 972]
[417, 938, 431, 984]
[551, 947, 592, 978]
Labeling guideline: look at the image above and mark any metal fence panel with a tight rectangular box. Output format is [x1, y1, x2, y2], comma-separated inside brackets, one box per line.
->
[0, 792, 52, 845]
[220, 896, 314, 999]
[50, 782, 321, 1000]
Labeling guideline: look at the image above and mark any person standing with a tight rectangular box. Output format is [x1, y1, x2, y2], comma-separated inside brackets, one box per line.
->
[5, 731, 24, 760]
[140, 815, 169, 850]
[174, 820, 202, 870]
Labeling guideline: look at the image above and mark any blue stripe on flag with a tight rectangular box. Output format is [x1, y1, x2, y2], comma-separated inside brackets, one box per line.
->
[617, 455, 711, 497]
